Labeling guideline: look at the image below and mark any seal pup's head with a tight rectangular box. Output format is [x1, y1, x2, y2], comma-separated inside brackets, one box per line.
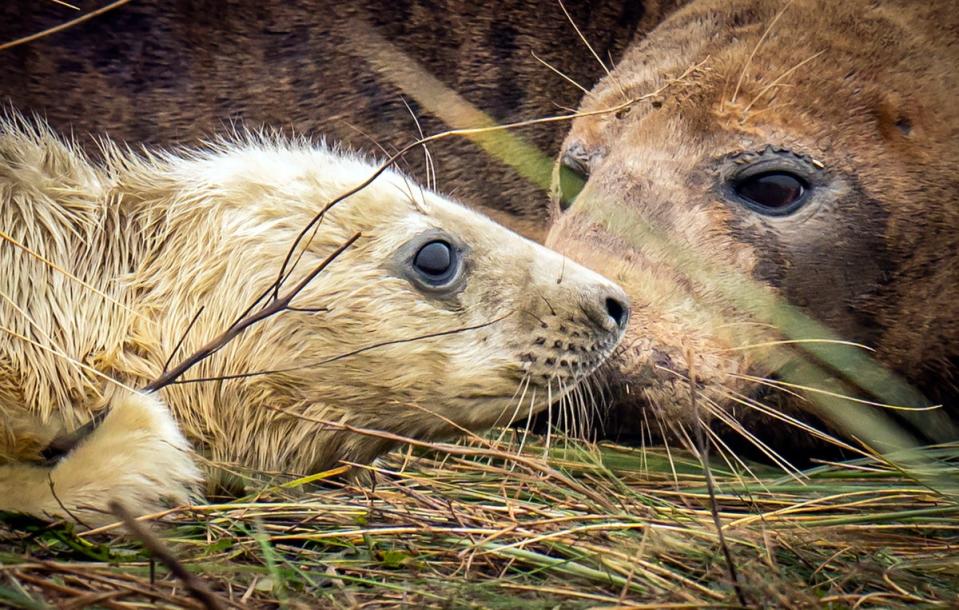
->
[85, 134, 631, 476]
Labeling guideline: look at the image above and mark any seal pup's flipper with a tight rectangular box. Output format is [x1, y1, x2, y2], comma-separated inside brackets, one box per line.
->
[0, 392, 201, 527]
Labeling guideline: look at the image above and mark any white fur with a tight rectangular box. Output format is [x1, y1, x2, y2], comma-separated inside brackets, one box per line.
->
[0, 115, 627, 526]
[0, 392, 200, 526]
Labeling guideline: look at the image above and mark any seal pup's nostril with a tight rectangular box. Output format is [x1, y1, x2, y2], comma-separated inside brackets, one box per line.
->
[605, 296, 629, 329]
[581, 289, 630, 332]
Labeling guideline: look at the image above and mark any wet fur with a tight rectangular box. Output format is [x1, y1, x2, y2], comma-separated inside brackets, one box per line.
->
[0, 115, 627, 524]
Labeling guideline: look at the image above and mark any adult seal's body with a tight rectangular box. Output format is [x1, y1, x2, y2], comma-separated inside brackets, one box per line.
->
[548, 0, 959, 459]
[0, 115, 628, 524]
[0, 0, 677, 240]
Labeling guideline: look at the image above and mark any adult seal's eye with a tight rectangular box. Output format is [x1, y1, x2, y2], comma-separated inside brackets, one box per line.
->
[412, 240, 456, 284]
[734, 171, 809, 215]
[557, 152, 589, 212]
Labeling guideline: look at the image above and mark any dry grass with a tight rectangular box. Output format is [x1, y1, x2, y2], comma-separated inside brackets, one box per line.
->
[2, 9, 957, 610]
[2, 432, 957, 609]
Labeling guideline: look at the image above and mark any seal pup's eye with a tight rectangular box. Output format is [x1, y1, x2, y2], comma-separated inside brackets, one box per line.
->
[396, 232, 468, 296]
[734, 171, 809, 215]
[412, 240, 457, 285]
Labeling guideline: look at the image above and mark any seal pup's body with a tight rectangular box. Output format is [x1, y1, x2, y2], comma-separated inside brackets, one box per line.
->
[0, 115, 628, 524]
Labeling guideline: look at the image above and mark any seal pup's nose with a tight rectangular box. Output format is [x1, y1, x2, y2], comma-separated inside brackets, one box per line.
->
[605, 296, 629, 330]
[583, 286, 630, 333]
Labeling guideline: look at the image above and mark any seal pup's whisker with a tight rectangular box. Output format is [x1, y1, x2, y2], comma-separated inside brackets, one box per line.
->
[515, 388, 539, 463]
[399, 96, 437, 193]
[564, 379, 580, 441]
[499, 376, 534, 450]
[581, 375, 605, 440]
[543, 378, 555, 458]
[570, 380, 587, 441]
[561, 376, 583, 444]
[491, 374, 533, 440]
[554, 376, 569, 443]
[578, 379, 594, 440]
[578, 380, 597, 442]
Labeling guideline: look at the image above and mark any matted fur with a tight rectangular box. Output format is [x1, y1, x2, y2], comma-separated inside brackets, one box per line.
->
[0, 115, 627, 524]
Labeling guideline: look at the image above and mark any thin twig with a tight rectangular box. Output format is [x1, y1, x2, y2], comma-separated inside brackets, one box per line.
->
[47, 475, 89, 529]
[0, 0, 132, 52]
[109, 501, 225, 610]
[144, 232, 361, 393]
[163, 306, 206, 373]
[44, 233, 361, 456]
[687, 349, 747, 607]
[170, 314, 510, 385]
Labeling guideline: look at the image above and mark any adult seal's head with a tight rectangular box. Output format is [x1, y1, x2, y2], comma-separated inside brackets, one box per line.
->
[547, 0, 959, 459]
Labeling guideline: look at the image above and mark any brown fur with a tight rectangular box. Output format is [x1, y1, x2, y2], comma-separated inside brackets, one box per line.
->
[548, 0, 959, 458]
[0, 0, 677, 241]
[0, 115, 628, 524]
